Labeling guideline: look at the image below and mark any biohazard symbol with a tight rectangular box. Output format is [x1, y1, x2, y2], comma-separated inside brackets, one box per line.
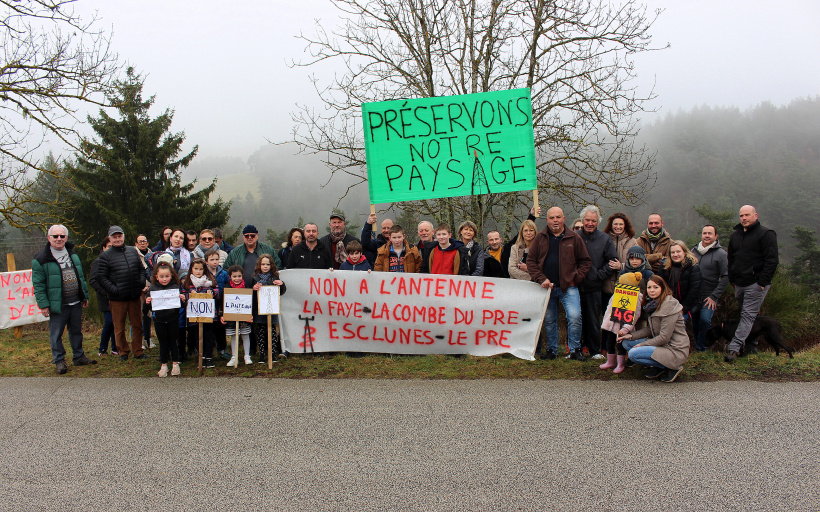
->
[618, 296, 632, 309]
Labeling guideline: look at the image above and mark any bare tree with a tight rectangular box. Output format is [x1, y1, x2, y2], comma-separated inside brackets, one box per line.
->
[1, 0, 120, 229]
[291, 0, 662, 236]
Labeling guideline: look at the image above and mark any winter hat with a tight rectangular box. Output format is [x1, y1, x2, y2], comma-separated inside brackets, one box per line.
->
[242, 224, 258, 235]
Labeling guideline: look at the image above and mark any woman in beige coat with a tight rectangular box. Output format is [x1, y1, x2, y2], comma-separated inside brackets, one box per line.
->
[508, 219, 537, 280]
[618, 275, 690, 382]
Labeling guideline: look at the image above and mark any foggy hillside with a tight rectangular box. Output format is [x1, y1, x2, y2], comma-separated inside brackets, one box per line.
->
[183, 98, 819, 261]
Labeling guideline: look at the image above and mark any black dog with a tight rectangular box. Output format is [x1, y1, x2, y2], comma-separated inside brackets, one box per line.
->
[705, 316, 794, 358]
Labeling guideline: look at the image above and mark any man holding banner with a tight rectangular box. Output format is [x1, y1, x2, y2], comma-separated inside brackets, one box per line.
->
[527, 207, 591, 361]
[32, 225, 95, 374]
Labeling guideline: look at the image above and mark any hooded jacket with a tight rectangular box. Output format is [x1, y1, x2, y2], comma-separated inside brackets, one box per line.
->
[630, 296, 690, 370]
[693, 240, 729, 301]
[374, 241, 422, 273]
[427, 239, 470, 276]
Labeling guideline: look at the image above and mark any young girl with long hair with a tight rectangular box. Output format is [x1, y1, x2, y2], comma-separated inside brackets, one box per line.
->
[183, 258, 220, 369]
[146, 262, 185, 377]
[251, 254, 287, 363]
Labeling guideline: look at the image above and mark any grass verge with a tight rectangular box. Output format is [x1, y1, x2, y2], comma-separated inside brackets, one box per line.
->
[1, 322, 818, 381]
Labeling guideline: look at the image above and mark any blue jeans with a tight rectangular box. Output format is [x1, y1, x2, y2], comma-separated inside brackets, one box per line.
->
[49, 302, 85, 364]
[543, 286, 582, 354]
[691, 303, 715, 351]
[98, 310, 115, 353]
[623, 338, 666, 369]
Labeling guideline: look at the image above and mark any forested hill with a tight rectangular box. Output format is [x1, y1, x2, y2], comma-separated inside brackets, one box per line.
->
[629, 98, 820, 261]
[184, 99, 819, 262]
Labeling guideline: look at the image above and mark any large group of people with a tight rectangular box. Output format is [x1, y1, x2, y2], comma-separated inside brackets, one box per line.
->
[32, 203, 778, 382]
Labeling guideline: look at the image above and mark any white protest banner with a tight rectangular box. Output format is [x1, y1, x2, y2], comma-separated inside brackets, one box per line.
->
[258, 286, 280, 315]
[279, 269, 549, 360]
[150, 289, 181, 311]
[223, 288, 253, 321]
[1, 270, 47, 329]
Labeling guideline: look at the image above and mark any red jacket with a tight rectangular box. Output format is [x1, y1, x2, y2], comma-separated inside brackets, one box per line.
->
[526, 225, 592, 292]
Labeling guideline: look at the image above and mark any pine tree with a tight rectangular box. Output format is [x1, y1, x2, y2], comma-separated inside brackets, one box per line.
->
[66, 68, 229, 253]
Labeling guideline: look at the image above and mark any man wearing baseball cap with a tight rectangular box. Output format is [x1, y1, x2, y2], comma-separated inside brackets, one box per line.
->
[319, 212, 360, 270]
[95, 225, 150, 361]
[223, 224, 280, 284]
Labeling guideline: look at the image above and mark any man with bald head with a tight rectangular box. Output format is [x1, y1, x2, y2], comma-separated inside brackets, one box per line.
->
[527, 207, 592, 360]
[725, 205, 778, 362]
[361, 212, 393, 265]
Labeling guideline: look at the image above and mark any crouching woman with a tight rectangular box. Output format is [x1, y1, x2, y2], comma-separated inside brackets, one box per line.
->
[617, 275, 689, 383]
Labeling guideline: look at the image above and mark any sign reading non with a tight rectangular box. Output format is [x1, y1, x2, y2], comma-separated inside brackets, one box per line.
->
[187, 292, 215, 323]
[362, 89, 536, 203]
[279, 269, 549, 360]
[1, 270, 47, 329]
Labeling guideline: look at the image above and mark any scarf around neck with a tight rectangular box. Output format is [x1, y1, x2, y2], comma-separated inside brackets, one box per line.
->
[330, 232, 348, 265]
[695, 241, 716, 255]
[643, 228, 666, 243]
[189, 274, 212, 289]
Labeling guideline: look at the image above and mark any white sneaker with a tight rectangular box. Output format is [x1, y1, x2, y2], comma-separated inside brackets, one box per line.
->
[227, 357, 237, 367]
[564, 354, 571, 359]
[147, 338, 155, 349]
[591, 354, 605, 360]
[171, 363, 180, 376]
[157, 366, 168, 378]
[244, 355, 253, 365]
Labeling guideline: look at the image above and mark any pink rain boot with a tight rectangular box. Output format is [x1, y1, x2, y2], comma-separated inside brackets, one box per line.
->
[599, 353, 616, 370]
[613, 355, 627, 374]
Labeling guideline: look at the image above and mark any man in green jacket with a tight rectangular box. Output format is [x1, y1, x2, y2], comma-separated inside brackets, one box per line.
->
[32, 225, 96, 374]
[223, 225, 281, 283]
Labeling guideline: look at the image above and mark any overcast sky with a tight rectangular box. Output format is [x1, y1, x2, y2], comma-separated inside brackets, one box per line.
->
[74, 0, 820, 160]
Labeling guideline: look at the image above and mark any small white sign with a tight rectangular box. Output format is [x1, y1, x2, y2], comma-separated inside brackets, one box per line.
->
[150, 289, 181, 311]
[258, 286, 281, 315]
[187, 298, 215, 318]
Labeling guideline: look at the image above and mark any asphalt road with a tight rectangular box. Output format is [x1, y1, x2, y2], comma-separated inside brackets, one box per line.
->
[0, 378, 818, 511]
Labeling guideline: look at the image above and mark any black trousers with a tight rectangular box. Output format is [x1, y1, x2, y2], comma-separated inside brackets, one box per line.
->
[580, 290, 603, 353]
[155, 320, 180, 364]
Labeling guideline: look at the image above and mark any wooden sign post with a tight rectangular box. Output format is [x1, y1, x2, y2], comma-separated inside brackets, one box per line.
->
[257, 285, 281, 369]
[223, 288, 253, 370]
[187, 292, 214, 372]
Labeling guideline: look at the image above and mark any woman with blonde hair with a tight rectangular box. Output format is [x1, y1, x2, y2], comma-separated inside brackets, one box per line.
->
[657, 240, 702, 322]
[509, 219, 537, 281]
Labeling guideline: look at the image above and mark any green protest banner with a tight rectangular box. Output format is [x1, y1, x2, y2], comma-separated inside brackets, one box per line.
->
[362, 89, 536, 204]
